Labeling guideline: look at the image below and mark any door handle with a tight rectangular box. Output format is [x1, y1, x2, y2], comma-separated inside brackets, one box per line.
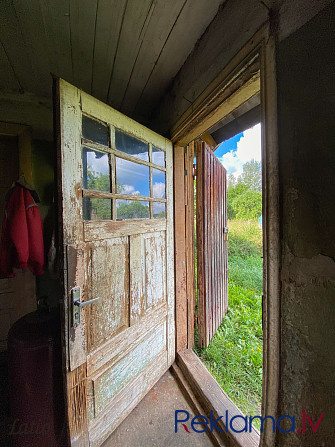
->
[71, 287, 100, 327]
[74, 297, 100, 308]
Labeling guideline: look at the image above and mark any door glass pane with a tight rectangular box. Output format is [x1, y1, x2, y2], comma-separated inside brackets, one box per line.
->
[115, 130, 149, 161]
[152, 169, 166, 199]
[152, 147, 165, 167]
[153, 202, 166, 219]
[116, 200, 149, 220]
[83, 197, 112, 220]
[82, 147, 110, 191]
[116, 157, 149, 197]
[82, 115, 109, 146]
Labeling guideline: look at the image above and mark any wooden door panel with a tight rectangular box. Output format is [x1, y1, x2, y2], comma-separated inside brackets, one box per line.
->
[88, 352, 168, 447]
[196, 142, 228, 348]
[90, 320, 167, 418]
[56, 78, 174, 446]
[86, 303, 167, 375]
[144, 231, 166, 310]
[86, 238, 130, 353]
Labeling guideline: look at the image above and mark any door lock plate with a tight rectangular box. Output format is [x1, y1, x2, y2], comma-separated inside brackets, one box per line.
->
[71, 287, 81, 327]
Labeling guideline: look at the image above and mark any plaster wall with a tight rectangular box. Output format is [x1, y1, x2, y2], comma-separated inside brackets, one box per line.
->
[277, 3, 335, 445]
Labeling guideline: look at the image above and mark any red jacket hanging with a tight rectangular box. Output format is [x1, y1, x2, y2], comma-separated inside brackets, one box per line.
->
[0, 184, 44, 277]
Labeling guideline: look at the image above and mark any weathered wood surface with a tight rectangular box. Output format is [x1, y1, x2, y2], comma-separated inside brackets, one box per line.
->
[173, 143, 196, 352]
[82, 188, 166, 203]
[196, 142, 228, 347]
[174, 145, 188, 352]
[2, 0, 223, 119]
[83, 218, 166, 241]
[57, 78, 175, 446]
[185, 143, 196, 348]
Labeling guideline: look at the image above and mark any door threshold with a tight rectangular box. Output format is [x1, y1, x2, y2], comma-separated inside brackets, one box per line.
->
[173, 349, 260, 447]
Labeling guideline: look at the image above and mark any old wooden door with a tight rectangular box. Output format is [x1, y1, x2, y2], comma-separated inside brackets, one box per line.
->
[55, 79, 174, 446]
[196, 141, 228, 348]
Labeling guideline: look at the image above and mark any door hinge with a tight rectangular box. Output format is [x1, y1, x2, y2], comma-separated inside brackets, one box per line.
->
[193, 163, 197, 178]
[185, 169, 188, 176]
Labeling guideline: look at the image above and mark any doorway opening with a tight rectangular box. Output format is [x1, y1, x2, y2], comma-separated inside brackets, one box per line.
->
[172, 24, 279, 445]
[194, 122, 263, 423]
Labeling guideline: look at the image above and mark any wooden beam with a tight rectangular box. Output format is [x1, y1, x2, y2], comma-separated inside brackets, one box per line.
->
[185, 142, 195, 348]
[174, 145, 187, 352]
[173, 71, 260, 146]
[200, 131, 217, 149]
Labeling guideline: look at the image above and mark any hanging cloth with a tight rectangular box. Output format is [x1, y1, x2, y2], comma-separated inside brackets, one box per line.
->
[0, 183, 44, 278]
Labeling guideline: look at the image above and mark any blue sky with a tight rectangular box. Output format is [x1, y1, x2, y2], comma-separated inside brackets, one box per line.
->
[214, 132, 244, 158]
[214, 123, 261, 178]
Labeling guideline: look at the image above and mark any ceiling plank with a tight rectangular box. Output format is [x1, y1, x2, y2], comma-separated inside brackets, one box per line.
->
[39, 0, 73, 84]
[70, 0, 98, 94]
[12, 0, 52, 96]
[134, 0, 223, 120]
[0, 1, 38, 94]
[120, 0, 186, 115]
[91, 0, 127, 102]
[0, 43, 21, 91]
[106, 0, 155, 110]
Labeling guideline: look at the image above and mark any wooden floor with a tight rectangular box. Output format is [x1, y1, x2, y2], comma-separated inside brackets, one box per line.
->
[102, 369, 215, 447]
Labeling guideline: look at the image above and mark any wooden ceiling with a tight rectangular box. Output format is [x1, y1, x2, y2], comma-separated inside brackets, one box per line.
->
[0, 0, 225, 124]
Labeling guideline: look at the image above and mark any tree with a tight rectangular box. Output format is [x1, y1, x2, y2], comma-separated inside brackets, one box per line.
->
[226, 160, 262, 220]
[117, 201, 149, 219]
[228, 174, 237, 189]
[227, 183, 249, 219]
[238, 160, 262, 192]
[232, 189, 262, 220]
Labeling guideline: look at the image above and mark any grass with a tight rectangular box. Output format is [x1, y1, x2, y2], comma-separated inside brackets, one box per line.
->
[195, 220, 263, 425]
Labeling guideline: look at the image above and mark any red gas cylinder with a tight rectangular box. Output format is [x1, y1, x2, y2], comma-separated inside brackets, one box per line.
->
[7, 311, 65, 447]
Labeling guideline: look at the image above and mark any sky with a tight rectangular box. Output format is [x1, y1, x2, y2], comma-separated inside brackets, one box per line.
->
[214, 123, 261, 178]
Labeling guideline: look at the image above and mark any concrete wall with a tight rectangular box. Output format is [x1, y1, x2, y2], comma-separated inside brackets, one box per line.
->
[155, 0, 335, 445]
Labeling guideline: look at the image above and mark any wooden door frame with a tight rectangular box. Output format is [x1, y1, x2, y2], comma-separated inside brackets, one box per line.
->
[172, 22, 280, 447]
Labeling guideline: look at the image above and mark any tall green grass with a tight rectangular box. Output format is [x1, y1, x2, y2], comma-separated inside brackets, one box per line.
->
[195, 220, 263, 422]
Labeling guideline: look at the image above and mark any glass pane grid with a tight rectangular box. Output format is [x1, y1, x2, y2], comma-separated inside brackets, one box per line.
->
[82, 119, 168, 221]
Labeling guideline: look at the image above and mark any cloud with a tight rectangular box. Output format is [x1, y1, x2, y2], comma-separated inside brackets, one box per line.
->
[87, 151, 109, 175]
[120, 184, 140, 195]
[218, 123, 261, 177]
[152, 151, 165, 166]
[153, 182, 165, 199]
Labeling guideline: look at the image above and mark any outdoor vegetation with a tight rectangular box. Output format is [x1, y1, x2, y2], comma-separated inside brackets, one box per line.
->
[195, 158, 263, 426]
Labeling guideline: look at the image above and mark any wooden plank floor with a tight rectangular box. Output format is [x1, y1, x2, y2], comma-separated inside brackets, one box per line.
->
[102, 369, 215, 447]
